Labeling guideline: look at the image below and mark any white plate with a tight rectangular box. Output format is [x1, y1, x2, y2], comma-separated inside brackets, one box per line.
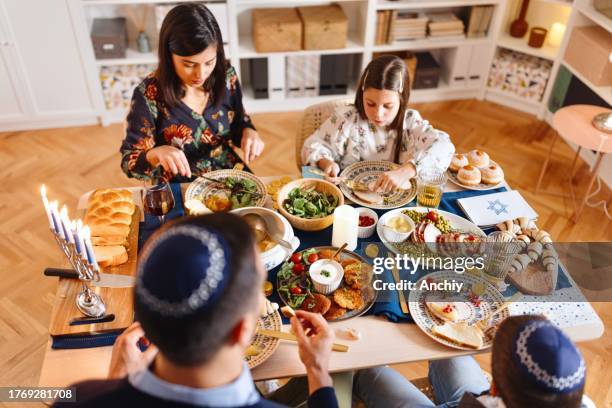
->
[447, 159, 504, 191]
[339, 161, 417, 210]
[184, 169, 267, 210]
[409, 271, 508, 350]
[376, 207, 485, 255]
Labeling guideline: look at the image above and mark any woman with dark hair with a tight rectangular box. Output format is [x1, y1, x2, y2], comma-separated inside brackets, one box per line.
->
[301, 55, 454, 192]
[120, 3, 264, 182]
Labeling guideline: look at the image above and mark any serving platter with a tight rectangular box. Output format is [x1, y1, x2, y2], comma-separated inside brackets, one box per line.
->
[276, 246, 377, 321]
[339, 161, 417, 209]
[408, 271, 509, 350]
[446, 159, 504, 191]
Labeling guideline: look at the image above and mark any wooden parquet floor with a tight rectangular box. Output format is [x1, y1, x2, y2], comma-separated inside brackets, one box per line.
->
[0, 99, 610, 407]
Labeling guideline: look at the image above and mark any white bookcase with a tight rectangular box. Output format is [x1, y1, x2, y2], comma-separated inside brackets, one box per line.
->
[69, 0, 509, 125]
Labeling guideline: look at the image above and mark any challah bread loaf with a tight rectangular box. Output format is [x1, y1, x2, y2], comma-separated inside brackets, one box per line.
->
[93, 245, 128, 267]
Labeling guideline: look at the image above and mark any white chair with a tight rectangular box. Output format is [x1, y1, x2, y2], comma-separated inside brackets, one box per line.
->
[295, 98, 353, 171]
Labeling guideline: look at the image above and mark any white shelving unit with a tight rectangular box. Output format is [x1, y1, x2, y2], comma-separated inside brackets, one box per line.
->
[69, 0, 508, 123]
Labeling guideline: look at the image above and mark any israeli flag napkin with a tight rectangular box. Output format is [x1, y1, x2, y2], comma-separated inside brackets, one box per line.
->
[457, 190, 538, 227]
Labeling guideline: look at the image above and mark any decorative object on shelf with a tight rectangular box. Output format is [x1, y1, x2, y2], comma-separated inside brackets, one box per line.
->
[528, 27, 547, 48]
[564, 26, 612, 87]
[488, 49, 552, 102]
[547, 22, 566, 48]
[252, 8, 302, 53]
[99, 64, 155, 110]
[125, 5, 151, 53]
[91, 18, 127, 60]
[510, 0, 530, 38]
[298, 5, 348, 50]
[592, 112, 612, 133]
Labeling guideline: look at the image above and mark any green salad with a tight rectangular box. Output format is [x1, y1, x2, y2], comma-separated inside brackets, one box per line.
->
[224, 177, 258, 209]
[282, 187, 338, 219]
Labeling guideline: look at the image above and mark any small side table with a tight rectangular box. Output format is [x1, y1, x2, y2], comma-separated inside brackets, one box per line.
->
[536, 105, 612, 222]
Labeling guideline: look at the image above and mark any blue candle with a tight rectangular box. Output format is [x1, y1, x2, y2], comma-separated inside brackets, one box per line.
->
[50, 201, 64, 240]
[60, 206, 73, 244]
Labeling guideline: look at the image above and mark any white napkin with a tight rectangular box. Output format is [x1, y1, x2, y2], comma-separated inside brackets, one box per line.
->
[457, 190, 538, 227]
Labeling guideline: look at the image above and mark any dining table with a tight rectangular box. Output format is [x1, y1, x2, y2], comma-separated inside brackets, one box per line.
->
[38, 174, 605, 403]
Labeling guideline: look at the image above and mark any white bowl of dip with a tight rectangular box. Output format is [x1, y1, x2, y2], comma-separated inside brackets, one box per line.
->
[308, 259, 344, 295]
[383, 213, 415, 243]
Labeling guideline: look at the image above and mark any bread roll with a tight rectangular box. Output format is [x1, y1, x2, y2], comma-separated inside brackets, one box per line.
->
[93, 245, 128, 267]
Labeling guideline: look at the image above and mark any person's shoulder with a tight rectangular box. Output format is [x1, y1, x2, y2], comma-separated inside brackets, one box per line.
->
[330, 104, 358, 122]
[51, 378, 130, 407]
[404, 108, 423, 121]
[135, 72, 160, 101]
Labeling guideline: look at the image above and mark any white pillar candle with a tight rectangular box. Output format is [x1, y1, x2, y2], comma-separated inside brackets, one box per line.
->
[50, 201, 64, 240]
[548, 22, 566, 48]
[40, 185, 54, 230]
[331, 205, 359, 251]
[82, 225, 100, 271]
[75, 220, 88, 260]
[59, 206, 74, 244]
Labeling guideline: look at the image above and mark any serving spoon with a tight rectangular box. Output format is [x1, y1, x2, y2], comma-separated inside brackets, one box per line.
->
[243, 213, 293, 254]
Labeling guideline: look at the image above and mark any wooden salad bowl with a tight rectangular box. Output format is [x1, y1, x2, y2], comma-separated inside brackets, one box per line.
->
[276, 178, 344, 231]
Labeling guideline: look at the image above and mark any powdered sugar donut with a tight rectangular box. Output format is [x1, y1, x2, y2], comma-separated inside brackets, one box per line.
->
[450, 154, 469, 172]
[457, 165, 482, 186]
[481, 163, 504, 185]
[468, 149, 490, 168]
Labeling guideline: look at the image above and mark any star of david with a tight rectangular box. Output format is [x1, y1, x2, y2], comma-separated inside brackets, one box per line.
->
[487, 199, 509, 215]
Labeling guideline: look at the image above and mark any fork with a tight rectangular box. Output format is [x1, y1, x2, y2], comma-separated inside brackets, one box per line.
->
[475, 292, 522, 331]
[387, 252, 409, 314]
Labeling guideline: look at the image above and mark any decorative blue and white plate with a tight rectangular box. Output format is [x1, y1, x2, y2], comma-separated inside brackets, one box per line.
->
[246, 309, 281, 369]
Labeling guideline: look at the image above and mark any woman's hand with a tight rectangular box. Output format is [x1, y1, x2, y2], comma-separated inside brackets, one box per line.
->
[241, 128, 264, 164]
[291, 310, 334, 394]
[108, 322, 158, 379]
[146, 146, 192, 178]
[317, 158, 340, 178]
[373, 163, 416, 193]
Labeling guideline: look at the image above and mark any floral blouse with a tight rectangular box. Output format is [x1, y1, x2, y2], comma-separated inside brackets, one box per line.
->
[301, 105, 455, 174]
[120, 65, 255, 182]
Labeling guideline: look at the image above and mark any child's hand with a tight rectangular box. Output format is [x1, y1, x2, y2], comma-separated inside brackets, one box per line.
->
[374, 166, 415, 193]
[317, 158, 340, 178]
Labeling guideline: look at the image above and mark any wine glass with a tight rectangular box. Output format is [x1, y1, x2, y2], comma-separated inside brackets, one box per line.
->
[144, 182, 175, 226]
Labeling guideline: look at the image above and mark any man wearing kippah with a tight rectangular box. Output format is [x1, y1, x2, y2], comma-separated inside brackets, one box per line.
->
[53, 214, 338, 408]
[351, 314, 592, 408]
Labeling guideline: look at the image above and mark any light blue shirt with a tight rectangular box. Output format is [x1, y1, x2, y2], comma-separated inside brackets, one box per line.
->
[128, 362, 261, 406]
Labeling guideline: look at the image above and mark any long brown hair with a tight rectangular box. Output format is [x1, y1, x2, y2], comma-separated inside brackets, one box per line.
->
[156, 3, 227, 108]
[492, 315, 585, 408]
[354, 55, 411, 162]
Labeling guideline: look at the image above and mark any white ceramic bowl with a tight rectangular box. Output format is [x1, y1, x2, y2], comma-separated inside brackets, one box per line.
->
[232, 207, 300, 271]
[357, 207, 378, 239]
[382, 212, 415, 243]
[308, 259, 344, 295]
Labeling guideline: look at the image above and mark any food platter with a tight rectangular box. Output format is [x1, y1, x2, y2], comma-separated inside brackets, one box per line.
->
[377, 207, 486, 255]
[184, 169, 267, 212]
[245, 308, 282, 369]
[408, 271, 509, 350]
[276, 246, 377, 321]
[338, 161, 417, 209]
[447, 159, 504, 191]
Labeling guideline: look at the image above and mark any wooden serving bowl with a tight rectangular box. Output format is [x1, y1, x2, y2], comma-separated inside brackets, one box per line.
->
[276, 178, 344, 231]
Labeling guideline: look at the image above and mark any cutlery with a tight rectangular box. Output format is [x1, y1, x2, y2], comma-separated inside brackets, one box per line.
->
[474, 292, 522, 330]
[44, 268, 135, 288]
[256, 329, 349, 352]
[388, 252, 409, 314]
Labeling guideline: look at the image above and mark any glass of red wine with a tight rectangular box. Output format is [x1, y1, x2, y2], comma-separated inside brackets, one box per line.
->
[143, 182, 175, 226]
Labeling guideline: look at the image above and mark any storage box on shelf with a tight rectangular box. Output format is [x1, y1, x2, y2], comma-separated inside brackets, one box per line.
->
[91, 17, 128, 59]
[564, 25, 612, 86]
[413, 51, 441, 89]
[252, 8, 302, 52]
[487, 48, 552, 102]
[298, 5, 348, 50]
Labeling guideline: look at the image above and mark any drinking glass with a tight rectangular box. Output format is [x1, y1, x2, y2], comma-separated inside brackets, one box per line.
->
[483, 231, 522, 289]
[416, 167, 446, 208]
[144, 182, 175, 225]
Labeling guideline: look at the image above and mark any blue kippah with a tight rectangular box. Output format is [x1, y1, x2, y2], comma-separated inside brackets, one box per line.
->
[136, 225, 231, 317]
[512, 320, 586, 393]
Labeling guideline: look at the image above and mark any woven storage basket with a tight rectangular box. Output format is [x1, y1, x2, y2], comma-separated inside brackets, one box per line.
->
[298, 5, 348, 50]
[252, 8, 302, 52]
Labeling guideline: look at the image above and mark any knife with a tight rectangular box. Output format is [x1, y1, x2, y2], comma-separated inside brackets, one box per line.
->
[387, 252, 409, 315]
[44, 268, 135, 288]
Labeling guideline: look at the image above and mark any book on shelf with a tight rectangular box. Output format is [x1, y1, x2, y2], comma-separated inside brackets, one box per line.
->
[426, 12, 465, 37]
[464, 5, 494, 38]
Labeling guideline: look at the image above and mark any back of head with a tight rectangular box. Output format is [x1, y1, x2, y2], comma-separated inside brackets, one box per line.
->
[492, 315, 586, 408]
[134, 213, 260, 366]
[354, 55, 411, 141]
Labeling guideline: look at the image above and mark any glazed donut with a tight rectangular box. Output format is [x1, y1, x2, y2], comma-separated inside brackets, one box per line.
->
[457, 165, 482, 186]
[449, 154, 469, 172]
[468, 149, 490, 168]
[481, 163, 504, 185]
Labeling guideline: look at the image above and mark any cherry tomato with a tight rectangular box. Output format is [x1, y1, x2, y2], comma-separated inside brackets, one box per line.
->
[292, 263, 305, 274]
[426, 211, 438, 222]
[290, 286, 303, 295]
[291, 253, 302, 264]
[307, 253, 319, 264]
